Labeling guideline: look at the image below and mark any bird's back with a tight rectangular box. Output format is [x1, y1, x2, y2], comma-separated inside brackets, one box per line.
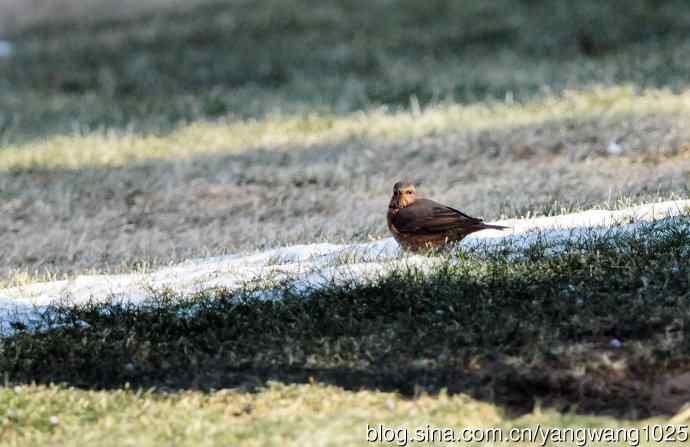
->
[388, 198, 505, 251]
[392, 198, 483, 234]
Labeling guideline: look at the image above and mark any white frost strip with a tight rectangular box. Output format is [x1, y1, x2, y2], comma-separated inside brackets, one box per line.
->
[0, 199, 688, 334]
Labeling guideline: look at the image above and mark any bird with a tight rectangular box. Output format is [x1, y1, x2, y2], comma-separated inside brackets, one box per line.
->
[387, 180, 508, 252]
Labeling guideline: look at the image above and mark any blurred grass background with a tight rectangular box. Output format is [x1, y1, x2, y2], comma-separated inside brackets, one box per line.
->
[2, 0, 690, 143]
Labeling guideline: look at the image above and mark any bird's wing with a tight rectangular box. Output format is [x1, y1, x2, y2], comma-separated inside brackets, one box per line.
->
[392, 198, 484, 234]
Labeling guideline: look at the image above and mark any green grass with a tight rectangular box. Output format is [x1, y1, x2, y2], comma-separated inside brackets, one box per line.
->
[3, 218, 689, 431]
[3, 0, 690, 144]
[6, 382, 682, 447]
[1, 86, 689, 171]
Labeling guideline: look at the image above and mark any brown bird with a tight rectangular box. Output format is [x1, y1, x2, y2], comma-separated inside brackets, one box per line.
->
[387, 180, 508, 252]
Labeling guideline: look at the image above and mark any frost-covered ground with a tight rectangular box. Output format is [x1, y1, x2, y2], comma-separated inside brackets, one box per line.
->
[0, 200, 688, 335]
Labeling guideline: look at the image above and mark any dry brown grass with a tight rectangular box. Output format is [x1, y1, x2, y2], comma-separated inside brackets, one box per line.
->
[1, 93, 689, 285]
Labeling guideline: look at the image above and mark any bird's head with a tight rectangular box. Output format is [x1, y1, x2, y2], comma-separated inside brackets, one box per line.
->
[389, 180, 417, 209]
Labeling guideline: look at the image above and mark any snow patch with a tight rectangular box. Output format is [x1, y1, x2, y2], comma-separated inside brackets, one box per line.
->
[0, 200, 688, 335]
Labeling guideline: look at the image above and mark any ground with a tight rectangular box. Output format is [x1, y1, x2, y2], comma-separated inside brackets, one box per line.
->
[1, 0, 690, 445]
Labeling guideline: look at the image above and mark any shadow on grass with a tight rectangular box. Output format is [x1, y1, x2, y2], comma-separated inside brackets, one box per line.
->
[2, 222, 689, 419]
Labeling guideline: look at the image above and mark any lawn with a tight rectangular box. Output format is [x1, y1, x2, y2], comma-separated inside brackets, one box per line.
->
[1, 0, 690, 445]
[2, 217, 690, 445]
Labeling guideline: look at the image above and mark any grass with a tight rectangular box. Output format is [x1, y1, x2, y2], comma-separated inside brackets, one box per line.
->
[1, 90, 688, 284]
[2, 0, 690, 444]
[2, 218, 690, 444]
[0, 86, 689, 171]
[3, 383, 677, 447]
[1, 1, 690, 282]
[0, 0, 204, 35]
[0, 1, 689, 283]
[2, 0, 690, 144]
